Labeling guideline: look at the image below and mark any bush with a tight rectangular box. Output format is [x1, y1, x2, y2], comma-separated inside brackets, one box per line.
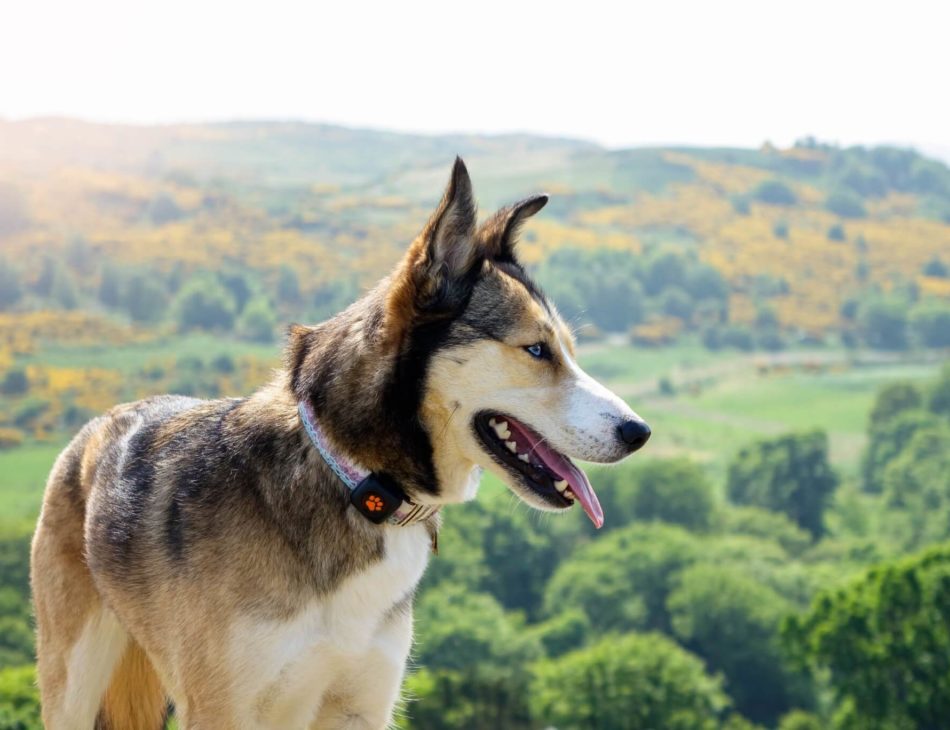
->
[827, 223, 846, 241]
[825, 190, 867, 218]
[753, 180, 797, 206]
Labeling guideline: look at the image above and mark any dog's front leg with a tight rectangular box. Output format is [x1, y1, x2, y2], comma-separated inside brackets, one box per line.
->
[309, 606, 413, 730]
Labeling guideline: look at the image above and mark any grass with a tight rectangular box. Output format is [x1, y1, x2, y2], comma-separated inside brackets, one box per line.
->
[0, 441, 68, 525]
[28, 333, 281, 373]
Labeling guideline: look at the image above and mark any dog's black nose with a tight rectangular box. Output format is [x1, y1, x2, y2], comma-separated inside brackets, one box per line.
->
[618, 419, 651, 452]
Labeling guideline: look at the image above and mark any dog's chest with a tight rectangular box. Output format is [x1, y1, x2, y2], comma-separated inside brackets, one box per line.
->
[229, 526, 431, 726]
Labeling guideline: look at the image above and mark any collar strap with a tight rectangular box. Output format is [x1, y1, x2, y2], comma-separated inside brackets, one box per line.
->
[298, 400, 440, 527]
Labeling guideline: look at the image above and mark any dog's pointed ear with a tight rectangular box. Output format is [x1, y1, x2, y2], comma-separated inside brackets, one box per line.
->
[384, 158, 480, 342]
[390, 158, 479, 307]
[478, 194, 548, 263]
[420, 156, 479, 283]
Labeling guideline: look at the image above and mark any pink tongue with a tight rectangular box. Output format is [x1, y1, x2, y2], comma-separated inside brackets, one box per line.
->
[531, 441, 605, 529]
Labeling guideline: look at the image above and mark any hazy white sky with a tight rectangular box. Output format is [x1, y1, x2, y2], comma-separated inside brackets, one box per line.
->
[2, 0, 947, 152]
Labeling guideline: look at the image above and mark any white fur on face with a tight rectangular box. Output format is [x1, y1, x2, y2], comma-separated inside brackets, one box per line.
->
[423, 307, 643, 505]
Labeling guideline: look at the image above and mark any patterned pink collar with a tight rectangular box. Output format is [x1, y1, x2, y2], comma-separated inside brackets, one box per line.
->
[298, 400, 440, 527]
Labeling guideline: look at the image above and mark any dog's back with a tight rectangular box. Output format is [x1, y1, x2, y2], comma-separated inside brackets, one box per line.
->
[31, 396, 199, 728]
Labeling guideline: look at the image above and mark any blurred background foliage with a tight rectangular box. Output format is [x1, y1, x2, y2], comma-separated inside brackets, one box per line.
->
[0, 121, 949, 728]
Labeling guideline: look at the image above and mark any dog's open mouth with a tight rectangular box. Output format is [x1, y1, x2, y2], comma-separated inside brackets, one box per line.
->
[473, 411, 604, 528]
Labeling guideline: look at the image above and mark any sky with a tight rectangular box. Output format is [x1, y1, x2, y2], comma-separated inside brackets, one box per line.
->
[2, 0, 948, 156]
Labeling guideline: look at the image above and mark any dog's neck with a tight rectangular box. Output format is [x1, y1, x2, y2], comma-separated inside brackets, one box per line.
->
[297, 398, 440, 526]
[286, 288, 447, 502]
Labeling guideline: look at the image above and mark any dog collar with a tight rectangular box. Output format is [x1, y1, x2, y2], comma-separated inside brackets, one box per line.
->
[297, 400, 440, 527]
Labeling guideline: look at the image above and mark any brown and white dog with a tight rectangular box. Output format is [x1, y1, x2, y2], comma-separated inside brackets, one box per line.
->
[31, 159, 650, 729]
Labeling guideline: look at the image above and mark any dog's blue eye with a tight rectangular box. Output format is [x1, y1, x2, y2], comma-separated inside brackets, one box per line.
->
[525, 343, 547, 359]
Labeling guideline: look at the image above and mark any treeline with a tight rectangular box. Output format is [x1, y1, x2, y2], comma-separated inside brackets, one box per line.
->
[0, 250, 360, 344]
[534, 246, 950, 352]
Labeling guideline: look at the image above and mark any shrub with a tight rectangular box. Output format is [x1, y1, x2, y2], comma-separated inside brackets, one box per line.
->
[825, 190, 867, 218]
[827, 223, 846, 241]
[753, 179, 797, 205]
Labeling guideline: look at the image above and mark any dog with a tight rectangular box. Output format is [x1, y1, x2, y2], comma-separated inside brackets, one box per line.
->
[31, 158, 650, 729]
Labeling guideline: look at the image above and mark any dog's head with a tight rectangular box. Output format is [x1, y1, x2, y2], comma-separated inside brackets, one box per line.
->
[290, 158, 648, 527]
[382, 158, 650, 527]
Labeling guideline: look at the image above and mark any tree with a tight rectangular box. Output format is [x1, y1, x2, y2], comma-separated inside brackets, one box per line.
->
[238, 297, 278, 343]
[643, 250, 687, 296]
[0, 258, 22, 310]
[146, 192, 183, 224]
[827, 223, 846, 242]
[0, 665, 40, 729]
[861, 410, 941, 494]
[543, 523, 699, 633]
[753, 180, 797, 206]
[783, 545, 950, 729]
[123, 273, 169, 324]
[922, 256, 948, 278]
[0, 183, 30, 237]
[825, 190, 866, 218]
[277, 265, 302, 305]
[928, 364, 950, 419]
[98, 263, 122, 308]
[531, 632, 728, 730]
[910, 300, 950, 348]
[173, 275, 237, 331]
[52, 268, 79, 310]
[0, 370, 28, 397]
[868, 381, 922, 425]
[727, 431, 838, 537]
[668, 564, 809, 726]
[407, 585, 540, 730]
[881, 424, 950, 547]
[858, 297, 908, 350]
[628, 457, 715, 530]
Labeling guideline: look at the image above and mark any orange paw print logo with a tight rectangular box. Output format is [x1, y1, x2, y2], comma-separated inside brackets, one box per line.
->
[364, 495, 385, 512]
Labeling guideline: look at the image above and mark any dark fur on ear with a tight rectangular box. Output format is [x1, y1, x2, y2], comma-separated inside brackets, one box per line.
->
[478, 194, 548, 263]
[385, 158, 480, 344]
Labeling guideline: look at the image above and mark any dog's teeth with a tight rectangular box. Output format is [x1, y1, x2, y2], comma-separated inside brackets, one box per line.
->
[505, 440, 518, 453]
[554, 479, 568, 493]
[564, 488, 575, 501]
[518, 453, 530, 463]
[489, 418, 498, 428]
[492, 420, 510, 439]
